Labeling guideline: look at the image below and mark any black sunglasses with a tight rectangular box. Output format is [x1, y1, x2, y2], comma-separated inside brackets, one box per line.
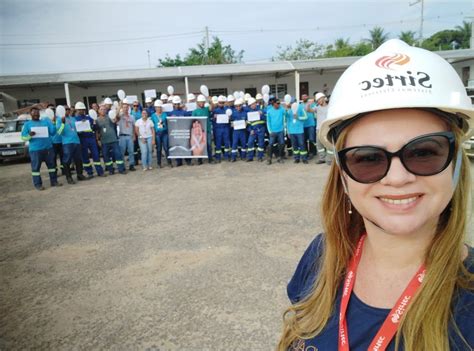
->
[337, 131, 455, 184]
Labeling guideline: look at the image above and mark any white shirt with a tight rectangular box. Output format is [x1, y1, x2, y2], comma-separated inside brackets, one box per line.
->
[316, 104, 328, 131]
[135, 118, 154, 138]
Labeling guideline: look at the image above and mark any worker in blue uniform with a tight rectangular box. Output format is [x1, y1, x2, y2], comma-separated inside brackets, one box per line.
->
[230, 98, 247, 162]
[212, 95, 231, 162]
[169, 96, 192, 166]
[57, 107, 87, 184]
[285, 101, 308, 164]
[245, 97, 266, 162]
[150, 100, 172, 168]
[74, 101, 105, 178]
[299, 94, 317, 158]
[20, 105, 62, 190]
[266, 99, 286, 165]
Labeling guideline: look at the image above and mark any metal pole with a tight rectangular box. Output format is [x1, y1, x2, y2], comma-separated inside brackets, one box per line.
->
[147, 50, 151, 68]
[185, 76, 190, 102]
[64, 82, 71, 107]
[295, 71, 300, 101]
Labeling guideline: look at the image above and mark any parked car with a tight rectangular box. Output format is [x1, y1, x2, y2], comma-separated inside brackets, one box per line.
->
[0, 118, 29, 163]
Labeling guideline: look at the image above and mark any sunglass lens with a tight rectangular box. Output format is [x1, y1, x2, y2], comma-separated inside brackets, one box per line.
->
[402, 135, 451, 176]
[344, 147, 388, 183]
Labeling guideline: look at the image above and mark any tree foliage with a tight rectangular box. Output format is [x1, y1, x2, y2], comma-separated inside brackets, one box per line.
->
[399, 30, 418, 46]
[159, 37, 244, 67]
[367, 26, 389, 49]
[274, 39, 325, 61]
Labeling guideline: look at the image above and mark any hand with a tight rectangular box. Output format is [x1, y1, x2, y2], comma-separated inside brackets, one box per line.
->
[29, 131, 36, 136]
[140, 138, 146, 144]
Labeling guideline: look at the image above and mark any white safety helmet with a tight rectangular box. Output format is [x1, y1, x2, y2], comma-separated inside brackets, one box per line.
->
[319, 39, 474, 149]
[197, 94, 207, 103]
[315, 92, 326, 102]
[160, 93, 168, 100]
[256, 93, 263, 100]
[167, 95, 174, 102]
[145, 97, 153, 103]
[227, 95, 235, 102]
[104, 97, 113, 105]
[244, 93, 251, 101]
[154, 100, 163, 107]
[122, 98, 130, 105]
[217, 95, 227, 103]
[234, 98, 244, 106]
[75, 101, 86, 110]
[247, 97, 257, 106]
[212, 96, 218, 104]
[172, 96, 182, 105]
[187, 93, 196, 101]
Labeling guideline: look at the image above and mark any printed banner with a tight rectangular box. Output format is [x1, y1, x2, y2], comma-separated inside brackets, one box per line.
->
[167, 116, 208, 158]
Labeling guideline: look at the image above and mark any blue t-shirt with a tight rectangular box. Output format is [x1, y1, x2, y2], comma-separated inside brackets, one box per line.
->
[287, 234, 474, 351]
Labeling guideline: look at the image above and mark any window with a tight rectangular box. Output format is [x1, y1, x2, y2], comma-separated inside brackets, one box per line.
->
[17, 99, 39, 108]
[269, 84, 287, 99]
[55, 98, 67, 106]
[245, 88, 257, 97]
[209, 88, 228, 97]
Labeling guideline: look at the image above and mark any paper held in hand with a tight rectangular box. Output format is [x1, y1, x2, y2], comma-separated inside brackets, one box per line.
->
[247, 111, 260, 122]
[233, 120, 246, 130]
[185, 102, 197, 112]
[75, 120, 91, 132]
[144, 89, 157, 99]
[216, 114, 229, 124]
[31, 126, 49, 138]
[162, 103, 173, 112]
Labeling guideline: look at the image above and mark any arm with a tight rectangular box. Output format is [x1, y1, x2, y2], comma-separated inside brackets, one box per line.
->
[21, 123, 32, 141]
[151, 123, 155, 145]
[48, 119, 57, 136]
[56, 118, 66, 135]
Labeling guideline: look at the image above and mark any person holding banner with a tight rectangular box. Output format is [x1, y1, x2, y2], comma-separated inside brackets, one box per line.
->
[192, 94, 214, 165]
[151, 100, 172, 168]
[135, 110, 155, 171]
[20, 105, 61, 190]
[74, 102, 105, 178]
[278, 40, 474, 351]
[245, 97, 266, 162]
[230, 98, 247, 162]
[170, 96, 192, 166]
[212, 95, 231, 162]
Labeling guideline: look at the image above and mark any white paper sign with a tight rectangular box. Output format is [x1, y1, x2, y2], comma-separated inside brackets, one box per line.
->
[144, 89, 157, 99]
[216, 114, 229, 124]
[31, 126, 49, 138]
[247, 111, 260, 122]
[126, 95, 138, 103]
[162, 103, 173, 112]
[75, 120, 91, 132]
[185, 102, 197, 112]
[233, 120, 246, 130]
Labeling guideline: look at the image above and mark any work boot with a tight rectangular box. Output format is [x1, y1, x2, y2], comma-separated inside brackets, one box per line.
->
[294, 159, 300, 164]
[98, 173, 107, 177]
[51, 182, 63, 187]
[167, 160, 173, 168]
[247, 158, 253, 162]
[63, 165, 75, 184]
[198, 159, 203, 165]
[278, 145, 285, 163]
[35, 185, 45, 191]
[77, 174, 87, 181]
[129, 166, 136, 171]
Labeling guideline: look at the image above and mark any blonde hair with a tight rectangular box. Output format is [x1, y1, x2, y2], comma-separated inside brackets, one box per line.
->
[278, 116, 473, 351]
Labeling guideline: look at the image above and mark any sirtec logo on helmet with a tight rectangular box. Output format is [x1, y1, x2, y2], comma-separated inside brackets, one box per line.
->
[359, 52, 432, 94]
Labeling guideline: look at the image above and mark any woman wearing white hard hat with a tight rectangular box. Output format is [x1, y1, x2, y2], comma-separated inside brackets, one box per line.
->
[279, 39, 474, 350]
[135, 110, 155, 171]
[314, 92, 332, 165]
[151, 100, 172, 168]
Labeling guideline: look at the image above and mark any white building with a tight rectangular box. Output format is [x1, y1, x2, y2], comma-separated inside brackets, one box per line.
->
[0, 49, 473, 111]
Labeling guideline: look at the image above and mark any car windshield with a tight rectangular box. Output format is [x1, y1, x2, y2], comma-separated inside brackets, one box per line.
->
[2, 121, 25, 133]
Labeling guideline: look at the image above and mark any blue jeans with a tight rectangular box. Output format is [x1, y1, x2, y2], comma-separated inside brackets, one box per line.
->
[139, 137, 153, 168]
[214, 126, 230, 160]
[119, 135, 135, 167]
[247, 125, 265, 160]
[304, 126, 316, 155]
[103, 141, 125, 173]
[290, 133, 307, 161]
[79, 137, 104, 176]
[231, 129, 247, 160]
[155, 131, 169, 166]
[29, 148, 58, 188]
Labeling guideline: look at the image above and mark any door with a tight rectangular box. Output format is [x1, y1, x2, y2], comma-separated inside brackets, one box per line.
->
[299, 82, 309, 98]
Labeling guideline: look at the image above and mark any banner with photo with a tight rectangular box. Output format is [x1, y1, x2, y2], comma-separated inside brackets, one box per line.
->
[167, 116, 208, 158]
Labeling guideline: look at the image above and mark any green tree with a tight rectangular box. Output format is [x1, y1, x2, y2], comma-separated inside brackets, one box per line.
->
[421, 29, 462, 51]
[325, 38, 353, 57]
[158, 37, 244, 67]
[399, 30, 417, 46]
[455, 21, 472, 48]
[274, 39, 324, 60]
[367, 26, 389, 49]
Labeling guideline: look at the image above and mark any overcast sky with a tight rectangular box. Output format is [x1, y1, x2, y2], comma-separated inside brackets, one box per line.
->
[0, 0, 472, 76]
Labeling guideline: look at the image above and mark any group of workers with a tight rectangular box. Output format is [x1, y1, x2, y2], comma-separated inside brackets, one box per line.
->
[20, 91, 331, 190]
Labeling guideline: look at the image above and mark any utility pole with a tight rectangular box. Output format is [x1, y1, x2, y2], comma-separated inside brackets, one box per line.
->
[409, 0, 424, 46]
[147, 50, 151, 68]
[204, 26, 210, 64]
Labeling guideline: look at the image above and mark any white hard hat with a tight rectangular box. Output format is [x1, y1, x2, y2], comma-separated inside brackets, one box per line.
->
[145, 97, 153, 103]
[248, 97, 257, 105]
[187, 93, 196, 101]
[75, 102, 86, 110]
[212, 96, 218, 104]
[160, 94, 168, 100]
[122, 98, 130, 105]
[234, 98, 244, 106]
[217, 95, 227, 103]
[104, 97, 113, 105]
[319, 39, 474, 148]
[172, 96, 182, 104]
[256, 93, 263, 100]
[154, 100, 163, 107]
[227, 95, 235, 102]
[167, 95, 174, 101]
[197, 94, 207, 102]
[315, 93, 326, 101]
[244, 93, 251, 101]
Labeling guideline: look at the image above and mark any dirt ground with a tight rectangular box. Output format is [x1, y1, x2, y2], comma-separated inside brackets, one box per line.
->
[1, 157, 473, 351]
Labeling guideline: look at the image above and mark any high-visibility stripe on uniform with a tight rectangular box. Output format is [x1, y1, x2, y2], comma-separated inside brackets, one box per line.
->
[105, 161, 113, 166]
[116, 160, 124, 164]
[31, 172, 40, 176]
[83, 162, 91, 167]
[94, 162, 102, 166]
[48, 168, 56, 173]
[257, 147, 264, 152]
[247, 147, 255, 152]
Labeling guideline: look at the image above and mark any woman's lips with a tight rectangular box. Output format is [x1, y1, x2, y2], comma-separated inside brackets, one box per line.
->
[377, 193, 424, 209]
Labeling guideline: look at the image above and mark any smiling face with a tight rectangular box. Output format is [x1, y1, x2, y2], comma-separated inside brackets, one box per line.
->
[343, 108, 454, 237]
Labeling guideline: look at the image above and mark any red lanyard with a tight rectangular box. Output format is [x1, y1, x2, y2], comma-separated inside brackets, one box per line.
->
[338, 234, 426, 351]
